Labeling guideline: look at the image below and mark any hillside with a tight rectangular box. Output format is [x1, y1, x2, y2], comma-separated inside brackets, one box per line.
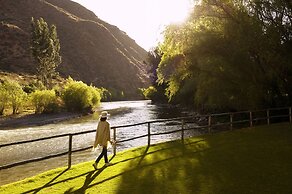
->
[0, 0, 150, 98]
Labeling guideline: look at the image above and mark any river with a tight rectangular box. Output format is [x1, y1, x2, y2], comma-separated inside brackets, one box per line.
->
[0, 100, 202, 185]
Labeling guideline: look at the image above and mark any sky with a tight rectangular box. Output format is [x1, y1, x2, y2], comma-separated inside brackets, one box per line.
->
[71, 0, 193, 51]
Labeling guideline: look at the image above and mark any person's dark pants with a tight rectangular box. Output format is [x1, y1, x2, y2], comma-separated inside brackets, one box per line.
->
[95, 146, 108, 164]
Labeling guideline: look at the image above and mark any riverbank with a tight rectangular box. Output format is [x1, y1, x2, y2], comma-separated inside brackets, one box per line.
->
[0, 112, 85, 130]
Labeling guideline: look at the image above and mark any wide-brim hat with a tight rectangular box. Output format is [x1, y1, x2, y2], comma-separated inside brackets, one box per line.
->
[100, 111, 110, 118]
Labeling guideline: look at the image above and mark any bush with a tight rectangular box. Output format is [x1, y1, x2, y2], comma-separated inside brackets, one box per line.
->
[141, 86, 157, 100]
[23, 84, 37, 94]
[106, 88, 125, 101]
[30, 90, 58, 114]
[0, 81, 27, 114]
[99, 87, 111, 101]
[23, 81, 45, 94]
[61, 78, 101, 112]
[0, 84, 8, 115]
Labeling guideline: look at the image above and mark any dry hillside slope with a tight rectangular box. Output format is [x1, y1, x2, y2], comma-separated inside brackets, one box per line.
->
[0, 0, 150, 98]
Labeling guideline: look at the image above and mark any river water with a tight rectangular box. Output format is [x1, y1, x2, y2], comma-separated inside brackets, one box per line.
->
[0, 100, 203, 185]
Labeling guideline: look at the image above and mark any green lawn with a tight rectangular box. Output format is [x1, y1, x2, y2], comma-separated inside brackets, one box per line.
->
[1, 123, 292, 194]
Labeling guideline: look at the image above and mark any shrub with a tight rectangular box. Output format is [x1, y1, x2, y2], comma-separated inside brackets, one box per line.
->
[0, 81, 27, 114]
[30, 90, 58, 114]
[61, 78, 101, 112]
[23, 81, 45, 94]
[141, 86, 157, 100]
[99, 87, 111, 101]
[0, 84, 8, 115]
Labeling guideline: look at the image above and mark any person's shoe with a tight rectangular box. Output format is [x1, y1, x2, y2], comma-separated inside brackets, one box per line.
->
[105, 162, 113, 167]
[92, 162, 98, 170]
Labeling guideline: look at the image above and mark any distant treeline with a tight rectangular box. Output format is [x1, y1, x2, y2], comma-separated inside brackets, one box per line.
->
[143, 0, 292, 113]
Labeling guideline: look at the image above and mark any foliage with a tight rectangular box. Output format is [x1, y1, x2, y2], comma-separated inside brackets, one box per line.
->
[141, 86, 157, 99]
[0, 83, 9, 115]
[61, 78, 101, 112]
[143, 47, 168, 103]
[0, 81, 27, 114]
[6, 81, 27, 114]
[98, 87, 111, 101]
[31, 17, 62, 89]
[30, 89, 58, 114]
[22, 84, 36, 94]
[158, 0, 292, 112]
[1, 123, 292, 194]
[106, 88, 126, 101]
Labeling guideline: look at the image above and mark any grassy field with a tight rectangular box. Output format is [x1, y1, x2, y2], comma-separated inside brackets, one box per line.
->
[1, 123, 292, 194]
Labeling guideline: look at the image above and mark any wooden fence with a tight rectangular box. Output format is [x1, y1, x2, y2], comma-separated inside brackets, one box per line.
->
[0, 106, 291, 170]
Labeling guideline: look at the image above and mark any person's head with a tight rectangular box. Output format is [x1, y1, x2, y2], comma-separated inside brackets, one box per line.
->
[100, 111, 109, 121]
[100, 117, 107, 121]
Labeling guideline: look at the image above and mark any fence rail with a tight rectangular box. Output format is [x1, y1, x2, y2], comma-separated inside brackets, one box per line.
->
[0, 106, 291, 170]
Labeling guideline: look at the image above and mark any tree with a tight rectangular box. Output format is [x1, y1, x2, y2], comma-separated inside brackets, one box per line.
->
[157, 0, 292, 112]
[31, 17, 62, 89]
[62, 78, 101, 112]
[0, 81, 27, 114]
[6, 81, 27, 114]
[0, 82, 8, 115]
[142, 47, 168, 103]
[30, 89, 58, 114]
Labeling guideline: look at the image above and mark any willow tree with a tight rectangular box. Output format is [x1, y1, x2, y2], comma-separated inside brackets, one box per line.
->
[157, 0, 292, 112]
[31, 17, 61, 89]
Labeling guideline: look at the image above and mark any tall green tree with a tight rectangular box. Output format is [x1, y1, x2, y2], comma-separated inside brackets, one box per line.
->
[31, 17, 61, 89]
[158, 0, 292, 112]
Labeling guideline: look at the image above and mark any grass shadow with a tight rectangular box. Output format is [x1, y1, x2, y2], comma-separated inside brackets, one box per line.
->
[31, 155, 117, 194]
[30, 168, 69, 194]
[114, 139, 209, 194]
[137, 145, 149, 166]
[23, 168, 97, 194]
[64, 166, 106, 194]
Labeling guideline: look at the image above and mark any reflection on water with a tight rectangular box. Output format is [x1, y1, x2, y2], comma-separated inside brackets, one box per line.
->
[0, 100, 200, 185]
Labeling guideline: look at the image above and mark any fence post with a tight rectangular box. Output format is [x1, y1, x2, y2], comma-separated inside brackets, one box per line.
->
[230, 113, 233, 130]
[249, 111, 253, 127]
[267, 109, 270, 125]
[289, 107, 292, 123]
[68, 134, 73, 169]
[181, 119, 185, 142]
[208, 115, 211, 133]
[113, 128, 116, 156]
[148, 122, 151, 147]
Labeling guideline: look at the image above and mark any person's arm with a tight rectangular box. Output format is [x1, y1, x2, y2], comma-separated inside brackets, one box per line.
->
[93, 123, 99, 148]
[107, 122, 111, 141]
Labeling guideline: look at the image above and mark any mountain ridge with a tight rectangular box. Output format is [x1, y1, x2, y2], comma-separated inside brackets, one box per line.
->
[0, 0, 150, 98]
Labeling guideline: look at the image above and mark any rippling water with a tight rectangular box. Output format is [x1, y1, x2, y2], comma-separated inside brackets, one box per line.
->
[0, 100, 201, 185]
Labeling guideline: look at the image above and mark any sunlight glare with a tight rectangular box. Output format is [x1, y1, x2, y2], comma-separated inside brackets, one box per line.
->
[71, 0, 193, 50]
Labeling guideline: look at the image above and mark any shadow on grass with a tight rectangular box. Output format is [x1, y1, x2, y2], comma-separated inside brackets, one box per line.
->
[22, 155, 117, 194]
[115, 140, 207, 194]
[29, 168, 69, 194]
[112, 125, 292, 194]
[64, 166, 106, 194]
[20, 139, 208, 194]
[64, 140, 207, 193]
[16, 124, 292, 194]
[22, 169, 96, 194]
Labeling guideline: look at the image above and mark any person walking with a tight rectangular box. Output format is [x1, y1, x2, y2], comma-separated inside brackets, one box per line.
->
[92, 111, 112, 170]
